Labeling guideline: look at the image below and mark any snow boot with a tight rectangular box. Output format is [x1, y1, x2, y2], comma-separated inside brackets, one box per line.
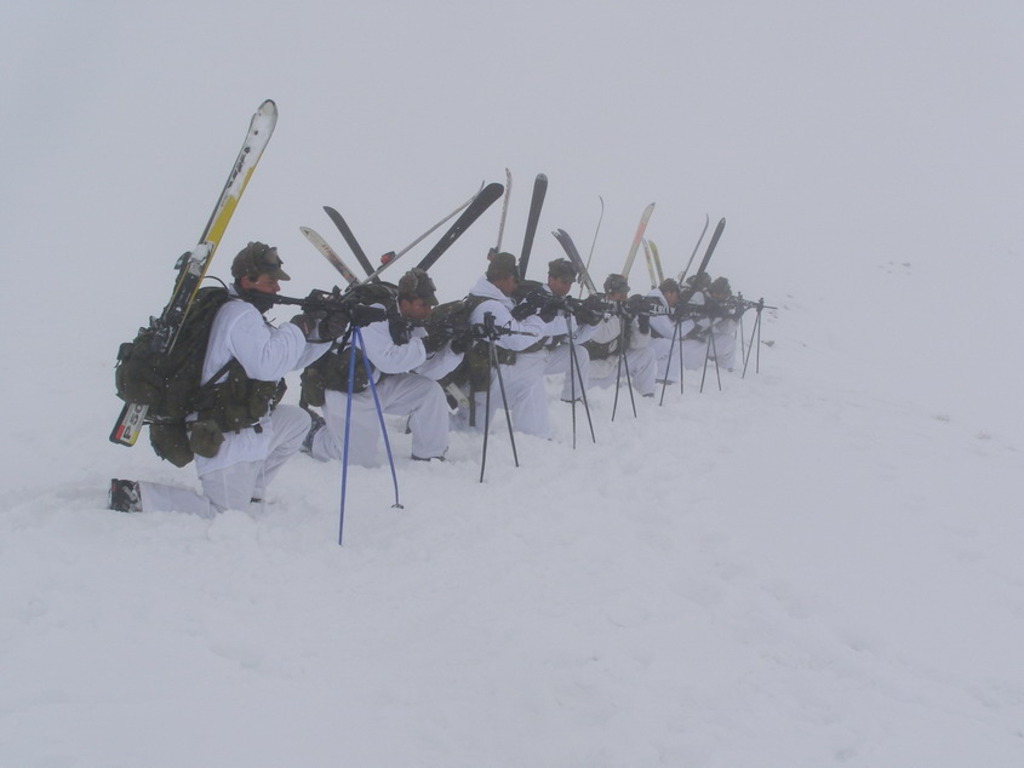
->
[109, 479, 142, 513]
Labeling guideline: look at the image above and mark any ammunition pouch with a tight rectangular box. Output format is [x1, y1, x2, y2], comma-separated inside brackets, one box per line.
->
[149, 421, 194, 468]
[195, 361, 286, 435]
[300, 343, 370, 408]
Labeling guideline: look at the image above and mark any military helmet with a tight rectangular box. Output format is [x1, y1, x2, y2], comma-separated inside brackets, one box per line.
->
[230, 241, 290, 281]
[398, 268, 438, 306]
[709, 276, 732, 297]
[604, 273, 630, 295]
[547, 258, 578, 282]
[658, 277, 680, 294]
[486, 251, 521, 282]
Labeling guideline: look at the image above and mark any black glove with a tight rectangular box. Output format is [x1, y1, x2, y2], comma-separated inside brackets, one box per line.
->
[320, 308, 349, 340]
[348, 304, 388, 327]
[624, 294, 646, 318]
[421, 334, 445, 354]
[538, 299, 560, 323]
[671, 301, 693, 321]
[389, 315, 411, 345]
[450, 333, 471, 355]
[511, 300, 539, 321]
[422, 319, 453, 353]
[290, 310, 328, 341]
[575, 294, 605, 326]
[637, 313, 650, 335]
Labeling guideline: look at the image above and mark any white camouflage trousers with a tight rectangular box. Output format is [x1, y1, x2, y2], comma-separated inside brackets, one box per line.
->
[138, 405, 310, 516]
[312, 372, 450, 465]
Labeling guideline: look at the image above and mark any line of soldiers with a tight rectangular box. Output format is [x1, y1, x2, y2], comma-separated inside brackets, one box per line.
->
[110, 243, 751, 515]
[302, 250, 750, 466]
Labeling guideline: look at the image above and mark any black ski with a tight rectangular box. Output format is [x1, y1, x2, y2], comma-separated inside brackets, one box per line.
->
[323, 206, 375, 277]
[694, 217, 726, 279]
[518, 173, 548, 278]
[416, 182, 505, 271]
[376, 183, 482, 267]
[552, 228, 598, 295]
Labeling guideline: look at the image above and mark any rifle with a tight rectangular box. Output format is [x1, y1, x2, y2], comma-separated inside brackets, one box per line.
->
[264, 288, 389, 331]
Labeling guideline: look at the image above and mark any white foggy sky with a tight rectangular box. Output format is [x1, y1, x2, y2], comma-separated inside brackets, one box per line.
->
[2, 0, 1022, 429]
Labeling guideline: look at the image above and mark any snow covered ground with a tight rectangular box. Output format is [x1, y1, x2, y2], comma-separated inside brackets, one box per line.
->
[3, 2, 1024, 766]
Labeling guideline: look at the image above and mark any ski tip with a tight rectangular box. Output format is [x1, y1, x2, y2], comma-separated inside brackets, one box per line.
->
[480, 182, 505, 199]
[256, 100, 278, 124]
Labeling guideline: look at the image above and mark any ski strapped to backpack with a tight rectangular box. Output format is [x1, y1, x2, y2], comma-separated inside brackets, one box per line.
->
[113, 286, 285, 467]
[552, 228, 599, 296]
[110, 99, 278, 448]
[518, 173, 548, 278]
[621, 202, 656, 279]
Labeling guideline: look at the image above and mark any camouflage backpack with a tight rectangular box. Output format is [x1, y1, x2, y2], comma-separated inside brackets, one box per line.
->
[114, 286, 285, 466]
[300, 335, 371, 405]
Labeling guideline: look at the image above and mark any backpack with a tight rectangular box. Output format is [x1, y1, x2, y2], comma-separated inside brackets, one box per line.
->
[300, 335, 370, 405]
[114, 286, 285, 467]
[431, 295, 519, 393]
[114, 286, 233, 465]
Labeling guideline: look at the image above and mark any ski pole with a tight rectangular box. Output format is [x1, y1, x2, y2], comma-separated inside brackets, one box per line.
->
[659, 319, 681, 406]
[358, 329, 404, 504]
[742, 301, 764, 378]
[479, 338, 493, 483]
[611, 318, 637, 421]
[338, 329, 404, 546]
[338, 334, 357, 545]
[492, 334, 519, 471]
[578, 196, 604, 299]
[708, 327, 723, 391]
[611, 339, 624, 422]
[677, 316, 686, 396]
[565, 314, 596, 446]
[699, 329, 719, 393]
[479, 314, 519, 482]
